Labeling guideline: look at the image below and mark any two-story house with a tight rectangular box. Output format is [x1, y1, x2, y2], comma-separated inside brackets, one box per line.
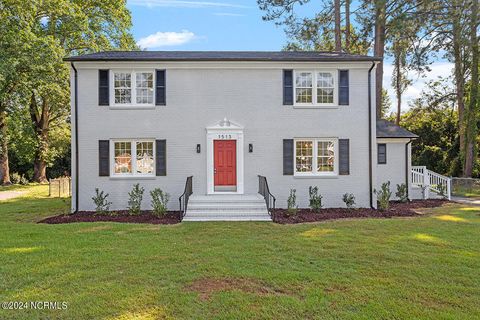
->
[65, 51, 443, 221]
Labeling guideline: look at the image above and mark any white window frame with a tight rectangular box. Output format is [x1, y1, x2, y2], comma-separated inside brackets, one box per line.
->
[293, 70, 338, 107]
[110, 70, 155, 107]
[110, 139, 156, 177]
[294, 138, 338, 176]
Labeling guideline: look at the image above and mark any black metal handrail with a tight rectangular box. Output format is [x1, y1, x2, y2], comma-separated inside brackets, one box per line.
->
[258, 175, 276, 220]
[179, 176, 193, 220]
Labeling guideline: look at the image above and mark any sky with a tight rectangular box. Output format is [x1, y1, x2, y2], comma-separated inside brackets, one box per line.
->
[127, 0, 454, 112]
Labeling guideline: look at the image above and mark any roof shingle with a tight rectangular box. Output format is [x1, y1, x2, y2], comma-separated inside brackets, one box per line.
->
[376, 119, 418, 139]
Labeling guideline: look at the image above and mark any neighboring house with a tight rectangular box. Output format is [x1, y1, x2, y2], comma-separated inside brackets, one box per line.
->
[65, 51, 450, 221]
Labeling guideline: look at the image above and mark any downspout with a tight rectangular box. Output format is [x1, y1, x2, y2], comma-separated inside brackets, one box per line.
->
[405, 139, 413, 200]
[71, 63, 79, 213]
[368, 62, 376, 209]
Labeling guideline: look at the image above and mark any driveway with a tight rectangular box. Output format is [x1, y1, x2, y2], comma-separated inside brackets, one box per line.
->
[0, 191, 26, 201]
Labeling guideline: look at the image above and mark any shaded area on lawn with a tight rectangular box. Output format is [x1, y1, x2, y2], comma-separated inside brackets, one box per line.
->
[273, 199, 448, 224]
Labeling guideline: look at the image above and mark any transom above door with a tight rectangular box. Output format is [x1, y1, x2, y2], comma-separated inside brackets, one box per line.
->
[214, 140, 237, 192]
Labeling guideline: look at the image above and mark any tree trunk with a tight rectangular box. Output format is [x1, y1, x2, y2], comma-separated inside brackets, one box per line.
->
[29, 93, 50, 183]
[374, 0, 387, 118]
[464, 0, 479, 177]
[395, 52, 402, 125]
[452, 4, 466, 176]
[334, 0, 342, 51]
[0, 108, 11, 185]
[345, 0, 350, 52]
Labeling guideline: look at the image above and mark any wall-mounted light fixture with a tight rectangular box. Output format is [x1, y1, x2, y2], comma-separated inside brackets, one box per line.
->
[196, 144, 201, 153]
[249, 144, 253, 153]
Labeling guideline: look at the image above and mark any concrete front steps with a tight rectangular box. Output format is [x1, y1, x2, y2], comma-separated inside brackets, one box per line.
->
[183, 194, 272, 221]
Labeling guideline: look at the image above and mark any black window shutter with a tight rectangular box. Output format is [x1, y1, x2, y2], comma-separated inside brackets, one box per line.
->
[156, 140, 166, 176]
[339, 70, 349, 105]
[378, 143, 387, 164]
[99, 140, 110, 176]
[283, 139, 294, 175]
[155, 70, 166, 106]
[283, 70, 293, 105]
[98, 70, 109, 106]
[339, 139, 350, 175]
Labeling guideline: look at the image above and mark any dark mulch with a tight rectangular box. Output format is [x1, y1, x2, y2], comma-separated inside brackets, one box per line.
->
[38, 210, 181, 225]
[273, 199, 449, 224]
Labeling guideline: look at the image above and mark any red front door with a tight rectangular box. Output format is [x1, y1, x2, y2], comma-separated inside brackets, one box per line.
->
[214, 140, 236, 186]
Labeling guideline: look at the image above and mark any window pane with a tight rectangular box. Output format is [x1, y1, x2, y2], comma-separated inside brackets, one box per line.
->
[136, 141, 154, 174]
[295, 141, 313, 172]
[136, 73, 153, 104]
[114, 142, 132, 173]
[114, 73, 132, 104]
[295, 72, 313, 103]
[317, 72, 334, 104]
[317, 140, 335, 172]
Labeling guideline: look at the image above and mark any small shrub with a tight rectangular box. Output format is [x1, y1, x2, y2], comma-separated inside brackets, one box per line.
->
[437, 184, 447, 199]
[150, 188, 170, 216]
[128, 183, 145, 215]
[19, 175, 29, 185]
[342, 193, 356, 209]
[374, 181, 392, 211]
[10, 172, 21, 184]
[92, 188, 112, 214]
[287, 189, 298, 215]
[395, 183, 408, 202]
[308, 186, 323, 212]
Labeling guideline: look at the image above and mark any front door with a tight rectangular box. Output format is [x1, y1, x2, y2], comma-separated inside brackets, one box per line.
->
[214, 140, 237, 191]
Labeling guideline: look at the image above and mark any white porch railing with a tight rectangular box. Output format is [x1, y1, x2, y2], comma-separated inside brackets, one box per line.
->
[411, 166, 451, 200]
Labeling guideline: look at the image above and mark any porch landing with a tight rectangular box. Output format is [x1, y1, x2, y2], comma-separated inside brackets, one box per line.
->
[183, 194, 271, 222]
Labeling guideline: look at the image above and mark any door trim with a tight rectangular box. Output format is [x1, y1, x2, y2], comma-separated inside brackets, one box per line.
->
[206, 118, 244, 194]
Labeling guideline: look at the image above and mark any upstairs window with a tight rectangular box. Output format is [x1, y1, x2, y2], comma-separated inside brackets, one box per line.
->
[112, 71, 154, 106]
[295, 71, 336, 106]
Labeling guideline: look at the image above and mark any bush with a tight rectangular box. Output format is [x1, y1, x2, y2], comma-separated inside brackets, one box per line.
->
[10, 172, 22, 185]
[374, 181, 392, 211]
[308, 186, 323, 212]
[342, 193, 356, 209]
[128, 183, 144, 215]
[437, 184, 448, 199]
[92, 188, 112, 214]
[395, 183, 408, 202]
[287, 189, 298, 215]
[19, 175, 29, 185]
[150, 188, 170, 216]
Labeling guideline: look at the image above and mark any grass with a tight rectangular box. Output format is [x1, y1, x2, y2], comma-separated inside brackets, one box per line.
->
[0, 185, 479, 319]
[452, 185, 480, 198]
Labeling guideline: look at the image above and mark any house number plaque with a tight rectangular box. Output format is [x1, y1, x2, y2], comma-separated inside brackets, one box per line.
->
[217, 134, 232, 139]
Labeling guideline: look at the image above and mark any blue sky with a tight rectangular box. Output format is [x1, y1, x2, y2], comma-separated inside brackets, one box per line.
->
[127, 0, 453, 111]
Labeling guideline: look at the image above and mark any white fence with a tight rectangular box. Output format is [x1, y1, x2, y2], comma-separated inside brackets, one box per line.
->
[411, 166, 451, 200]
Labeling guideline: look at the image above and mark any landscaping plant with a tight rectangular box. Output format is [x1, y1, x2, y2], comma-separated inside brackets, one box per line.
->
[308, 186, 323, 212]
[342, 193, 356, 209]
[287, 189, 298, 215]
[374, 181, 392, 211]
[128, 184, 144, 215]
[437, 184, 448, 199]
[395, 183, 408, 202]
[92, 188, 112, 215]
[150, 188, 170, 216]
[10, 173, 28, 185]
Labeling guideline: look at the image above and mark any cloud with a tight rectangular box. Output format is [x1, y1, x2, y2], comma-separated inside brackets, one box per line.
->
[383, 61, 454, 111]
[128, 0, 249, 8]
[137, 30, 197, 49]
[213, 12, 245, 16]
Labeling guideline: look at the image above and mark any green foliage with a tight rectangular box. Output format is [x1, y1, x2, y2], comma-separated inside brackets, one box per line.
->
[128, 184, 144, 215]
[150, 188, 170, 217]
[437, 184, 448, 199]
[10, 172, 28, 185]
[308, 186, 323, 212]
[92, 188, 112, 215]
[342, 193, 356, 209]
[395, 183, 408, 203]
[375, 181, 392, 211]
[287, 189, 298, 215]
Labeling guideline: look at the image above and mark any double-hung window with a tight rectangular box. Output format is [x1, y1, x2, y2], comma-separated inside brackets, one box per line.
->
[295, 71, 336, 106]
[112, 140, 155, 176]
[295, 138, 337, 176]
[112, 71, 154, 106]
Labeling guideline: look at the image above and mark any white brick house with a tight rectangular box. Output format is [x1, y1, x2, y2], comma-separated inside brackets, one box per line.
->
[65, 51, 439, 221]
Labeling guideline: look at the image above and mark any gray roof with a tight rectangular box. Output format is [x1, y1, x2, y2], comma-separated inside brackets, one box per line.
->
[376, 119, 418, 139]
[64, 51, 381, 62]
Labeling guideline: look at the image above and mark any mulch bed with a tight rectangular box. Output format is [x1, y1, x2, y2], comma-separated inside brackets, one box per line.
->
[273, 199, 449, 224]
[38, 211, 181, 225]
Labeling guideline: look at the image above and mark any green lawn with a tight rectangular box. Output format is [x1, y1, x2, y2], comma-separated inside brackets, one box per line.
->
[0, 185, 479, 319]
